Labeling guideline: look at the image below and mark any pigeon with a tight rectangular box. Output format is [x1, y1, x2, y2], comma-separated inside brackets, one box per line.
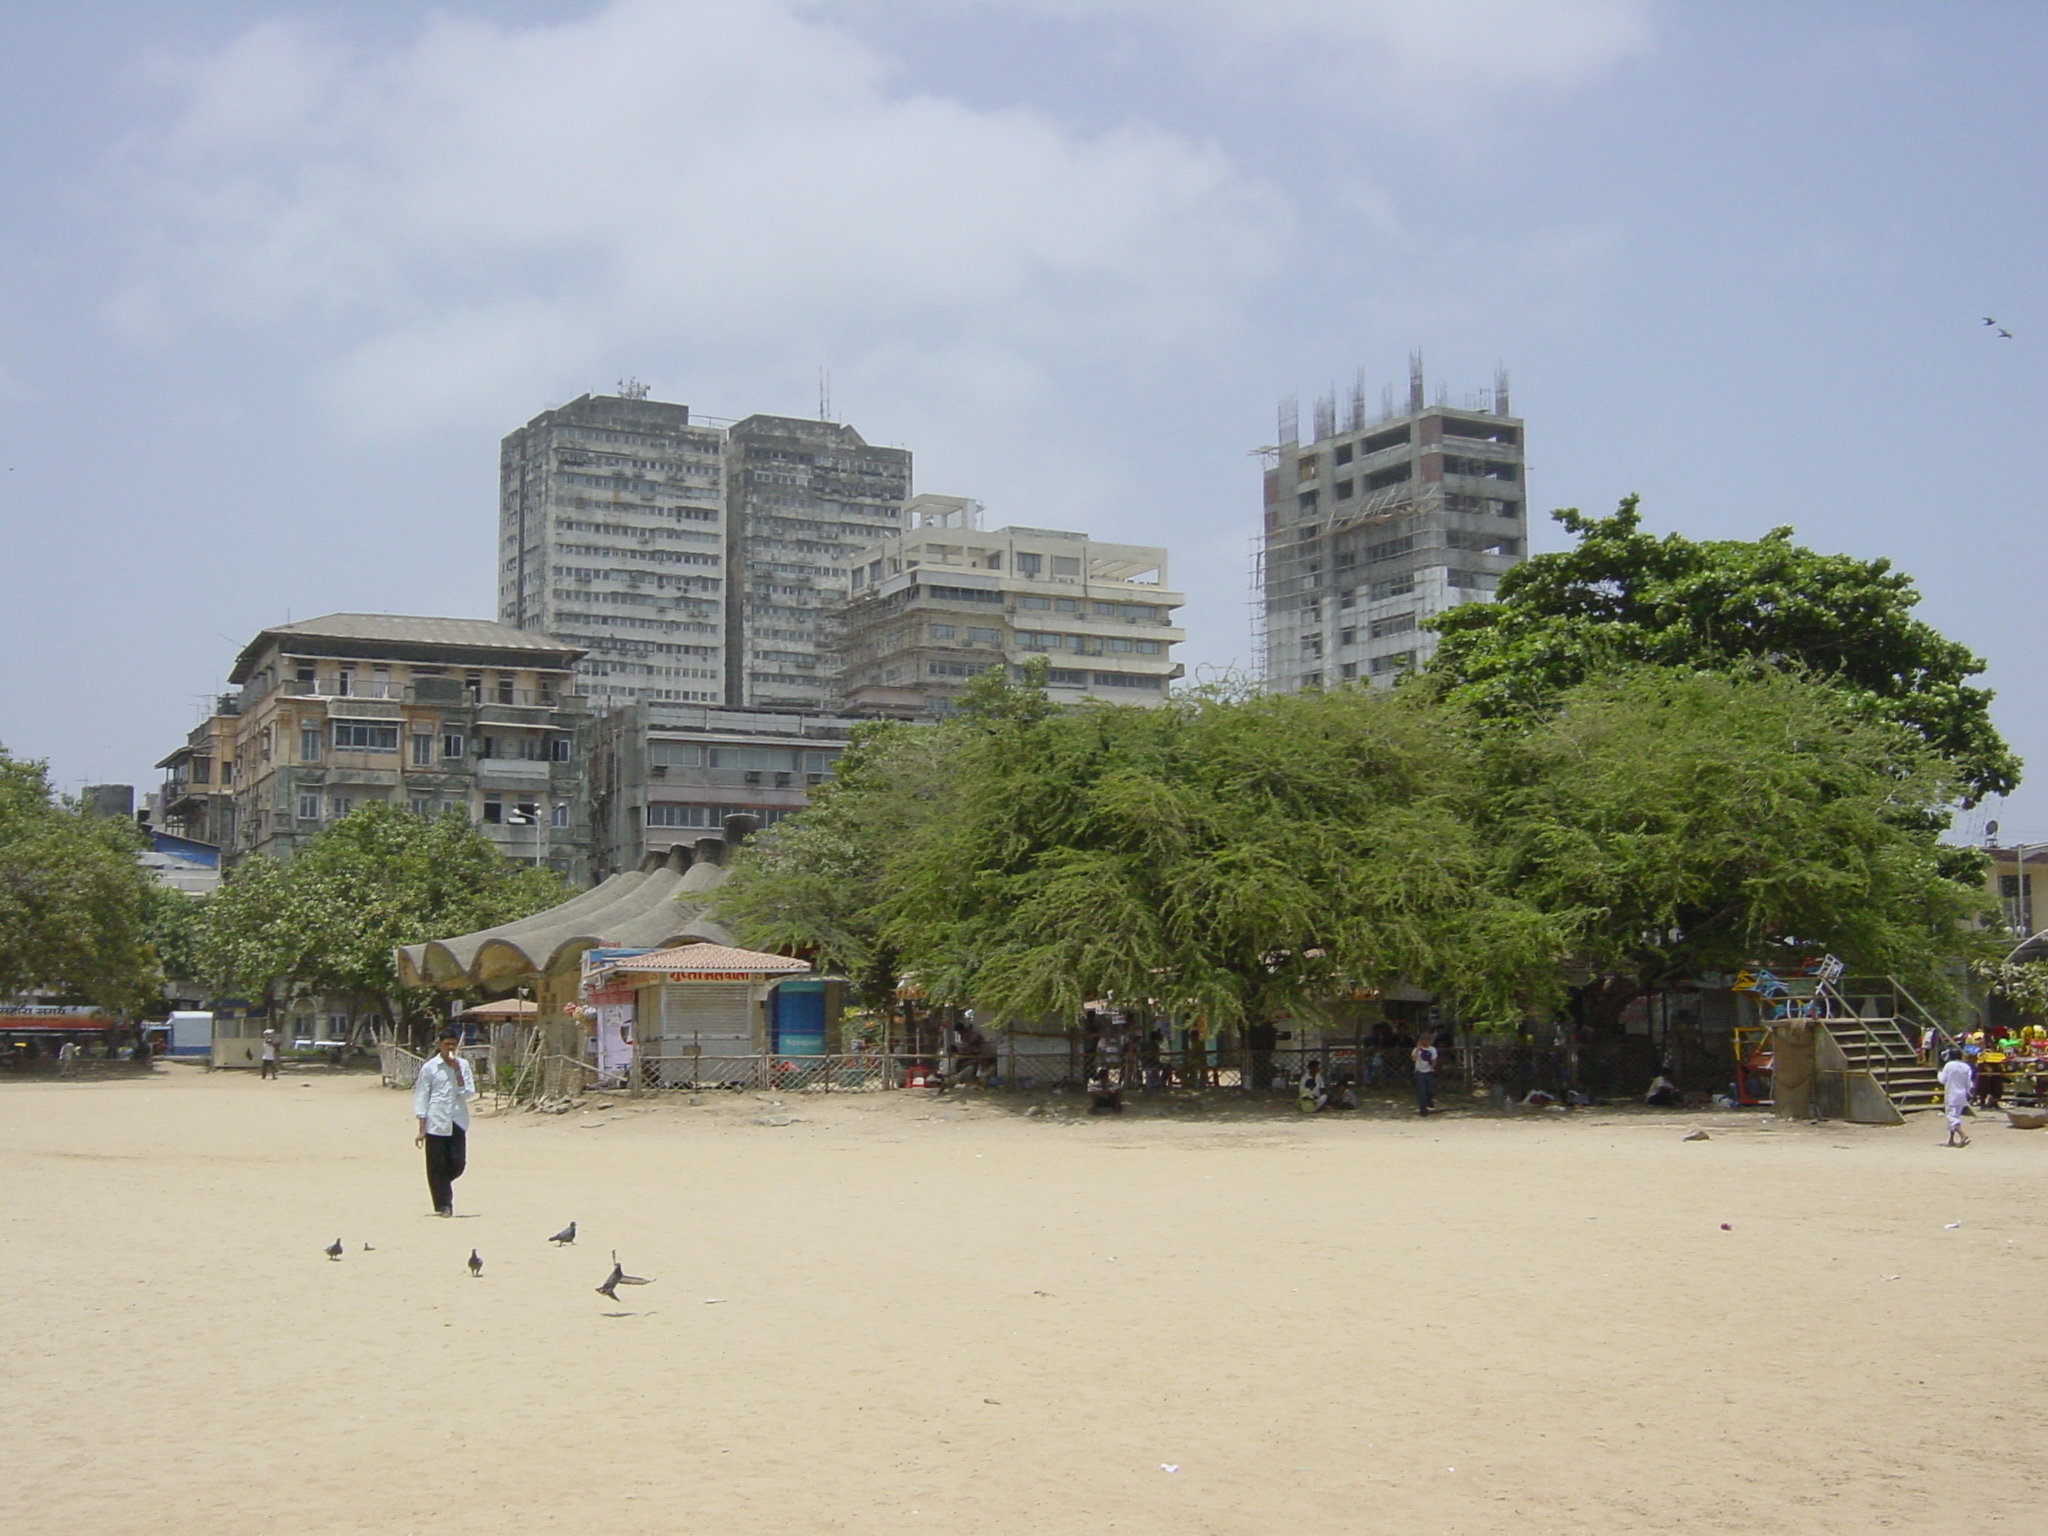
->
[1985, 316, 2000, 325]
[325, 1239, 344, 1261]
[549, 1222, 577, 1246]
[363, 1243, 375, 1252]
[1998, 328, 2014, 339]
[468, 1249, 484, 1278]
[596, 1249, 653, 1299]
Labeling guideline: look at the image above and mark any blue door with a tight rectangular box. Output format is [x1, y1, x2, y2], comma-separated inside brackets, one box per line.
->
[771, 981, 828, 1055]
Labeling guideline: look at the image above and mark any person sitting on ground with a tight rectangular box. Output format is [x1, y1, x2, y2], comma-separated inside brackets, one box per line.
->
[1087, 1066, 1124, 1115]
[1644, 1074, 1683, 1108]
[1333, 1073, 1359, 1111]
[1297, 1059, 1328, 1113]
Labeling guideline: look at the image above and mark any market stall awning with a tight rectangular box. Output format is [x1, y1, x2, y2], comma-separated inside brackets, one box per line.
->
[593, 944, 811, 984]
[457, 998, 539, 1020]
[394, 839, 740, 993]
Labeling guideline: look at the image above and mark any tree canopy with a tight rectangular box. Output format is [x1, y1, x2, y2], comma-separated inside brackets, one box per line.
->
[719, 659, 1992, 1035]
[1426, 497, 2018, 803]
[0, 745, 162, 1012]
[199, 803, 566, 1037]
[1476, 667, 1992, 1028]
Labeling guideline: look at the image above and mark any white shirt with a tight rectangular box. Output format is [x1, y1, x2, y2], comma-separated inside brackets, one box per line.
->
[1413, 1045, 1438, 1075]
[413, 1053, 476, 1135]
[1938, 1058, 1973, 1101]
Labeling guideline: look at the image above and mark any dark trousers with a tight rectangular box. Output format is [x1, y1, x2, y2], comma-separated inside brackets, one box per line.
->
[1414, 1071, 1436, 1115]
[424, 1126, 467, 1213]
[259, 1058, 277, 1079]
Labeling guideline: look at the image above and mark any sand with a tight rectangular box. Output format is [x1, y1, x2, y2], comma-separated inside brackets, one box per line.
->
[2, 1065, 2043, 1535]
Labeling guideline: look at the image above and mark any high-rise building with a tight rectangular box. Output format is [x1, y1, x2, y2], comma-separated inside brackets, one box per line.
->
[499, 395, 912, 714]
[724, 414, 912, 710]
[499, 391, 728, 710]
[838, 495, 1185, 717]
[1258, 357, 1526, 694]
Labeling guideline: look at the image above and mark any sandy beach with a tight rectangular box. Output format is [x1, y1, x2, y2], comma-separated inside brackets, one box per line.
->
[2, 1065, 2043, 1535]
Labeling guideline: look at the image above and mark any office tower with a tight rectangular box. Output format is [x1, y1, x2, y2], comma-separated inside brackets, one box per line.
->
[499, 390, 728, 709]
[838, 495, 1185, 717]
[1258, 356, 1526, 693]
[723, 414, 912, 709]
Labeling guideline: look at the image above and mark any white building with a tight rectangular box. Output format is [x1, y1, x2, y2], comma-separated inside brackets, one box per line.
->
[837, 496, 1185, 716]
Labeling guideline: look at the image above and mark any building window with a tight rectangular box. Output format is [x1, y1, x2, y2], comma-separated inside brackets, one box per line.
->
[549, 738, 573, 762]
[1016, 552, 1043, 577]
[411, 733, 433, 767]
[329, 795, 354, 818]
[1055, 598, 1078, 613]
[1340, 662, 1358, 681]
[297, 794, 320, 821]
[1335, 480, 1354, 501]
[1137, 640, 1161, 655]
[967, 627, 1001, 646]
[1046, 667, 1087, 686]
[1298, 490, 1319, 513]
[1369, 613, 1417, 640]
[481, 797, 503, 825]
[650, 742, 702, 768]
[442, 733, 465, 760]
[300, 728, 321, 761]
[1017, 595, 1051, 610]
[1051, 556, 1081, 576]
[2001, 874, 2022, 898]
[551, 801, 570, 827]
[645, 804, 709, 828]
[929, 623, 957, 640]
[496, 674, 516, 704]
[335, 670, 353, 697]
[1339, 628, 1356, 647]
[332, 722, 400, 751]
[410, 797, 432, 816]
[1334, 443, 1354, 466]
[1369, 651, 1417, 675]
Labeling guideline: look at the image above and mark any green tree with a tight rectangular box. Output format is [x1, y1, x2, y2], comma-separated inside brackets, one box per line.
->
[198, 803, 567, 1040]
[723, 671, 1566, 1032]
[1477, 667, 1994, 1031]
[1426, 497, 2019, 803]
[0, 745, 161, 1012]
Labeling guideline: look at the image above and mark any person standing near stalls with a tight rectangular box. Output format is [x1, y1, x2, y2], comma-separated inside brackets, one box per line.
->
[259, 1026, 281, 1080]
[413, 1031, 477, 1215]
[1938, 1049, 1974, 1148]
[1412, 1032, 1439, 1117]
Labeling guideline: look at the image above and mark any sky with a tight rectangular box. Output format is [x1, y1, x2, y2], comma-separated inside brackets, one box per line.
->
[2, 0, 2044, 837]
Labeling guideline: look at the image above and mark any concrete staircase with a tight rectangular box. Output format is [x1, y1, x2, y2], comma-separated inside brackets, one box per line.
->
[1819, 1014, 1943, 1114]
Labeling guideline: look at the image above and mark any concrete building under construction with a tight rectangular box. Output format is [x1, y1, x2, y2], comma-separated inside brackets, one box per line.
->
[1257, 356, 1527, 694]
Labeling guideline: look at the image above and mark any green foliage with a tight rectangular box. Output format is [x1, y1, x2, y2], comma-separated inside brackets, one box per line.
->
[1476, 667, 1995, 1022]
[1973, 959, 2048, 1021]
[724, 673, 1567, 1030]
[0, 745, 162, 1012]
[198, 803, 567, 1031]
[143, 885, 210, 986]
[1427, 497, 2018, 803]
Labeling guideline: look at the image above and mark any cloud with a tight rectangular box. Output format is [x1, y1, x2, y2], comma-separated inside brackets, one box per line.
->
[104, 0, 1284, 435]
[834, 0, 1655, 105]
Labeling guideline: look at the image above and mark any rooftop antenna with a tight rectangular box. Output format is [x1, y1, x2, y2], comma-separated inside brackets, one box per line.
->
[818, 368, 832, 422]
[616, 377, 650, 400]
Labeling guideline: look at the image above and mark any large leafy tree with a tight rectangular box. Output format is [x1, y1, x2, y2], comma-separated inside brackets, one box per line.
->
[1478, 667, 1994, 1030]
[723, 668, 1566, 1032]
[199, 803, 566, 1040]
[0, 745, 162, 1012]
[1427, 497, 2018, 803]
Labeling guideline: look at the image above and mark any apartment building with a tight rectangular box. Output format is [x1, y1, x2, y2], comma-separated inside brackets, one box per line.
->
[586, 701, 856, 875]
[837, 496, 1185, 716]
[155, 709, 241, 849]
[498, 390, 728, 709]
[724, 414, 913, 710]
[1260, 358, 1526, 693]
[215, 615, 592, 878]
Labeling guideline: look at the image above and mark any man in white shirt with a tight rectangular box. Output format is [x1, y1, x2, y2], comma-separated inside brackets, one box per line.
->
[1412, 1033, 1439, 1117]
[413, 1032, 477, 1215]
[1937, 1050, 1974, 1148]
